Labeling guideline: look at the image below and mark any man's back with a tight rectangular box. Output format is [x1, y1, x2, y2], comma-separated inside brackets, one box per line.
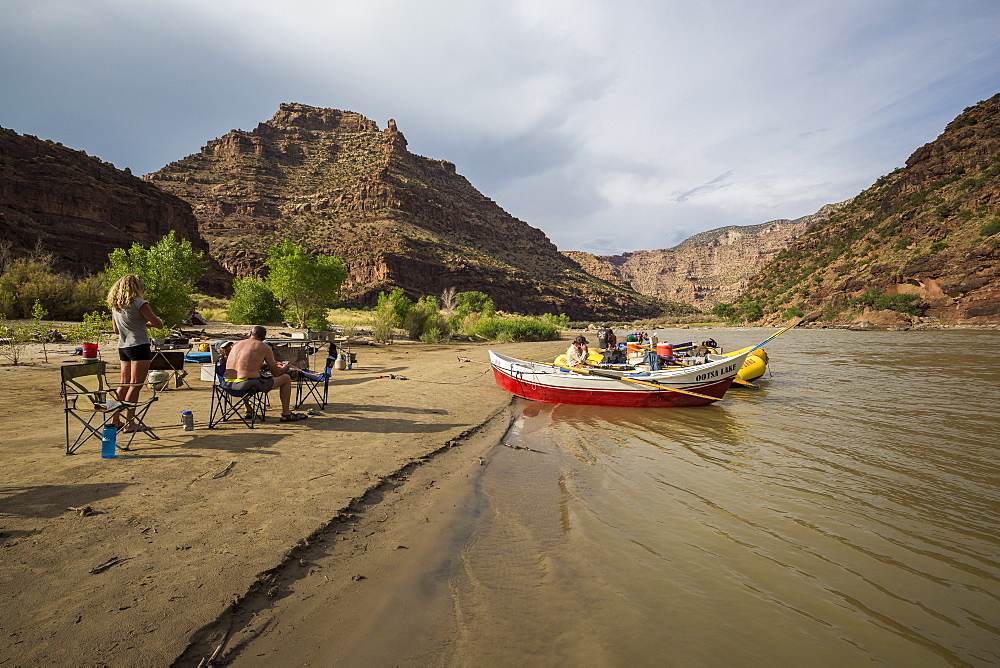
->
[225, 339, 269, 379]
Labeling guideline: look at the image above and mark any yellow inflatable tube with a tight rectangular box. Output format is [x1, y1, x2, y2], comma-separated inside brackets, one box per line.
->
[736, 349, 768, 381]
[554, 351, 606, 366]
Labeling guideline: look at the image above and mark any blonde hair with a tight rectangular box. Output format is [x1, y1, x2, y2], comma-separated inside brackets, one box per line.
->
[107, 274, 146, 311]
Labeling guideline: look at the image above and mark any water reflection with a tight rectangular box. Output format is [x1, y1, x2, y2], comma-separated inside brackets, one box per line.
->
[464, 329, 1000, 665]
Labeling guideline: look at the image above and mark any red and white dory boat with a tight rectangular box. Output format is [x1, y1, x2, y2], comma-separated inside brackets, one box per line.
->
[489, 349, 752, 408]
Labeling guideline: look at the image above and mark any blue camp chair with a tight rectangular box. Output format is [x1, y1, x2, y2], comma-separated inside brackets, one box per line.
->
[207, 370, 269, 429]
[295, 356, 335, 410]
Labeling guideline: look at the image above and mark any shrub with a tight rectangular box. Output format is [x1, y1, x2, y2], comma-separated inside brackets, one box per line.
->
[980, 219, 1000, 237]
[228, 277, 282, 325]
[850, 290, 926, 315]
[739, 301, 764, 322]
[933, 203, 958, 219]
[466, 316, 561, 342]
[404, 296, 447, 340]
[0, 314, 31, 365]
[711, 303, 736, 320]
[929, 241, 949, 253]
[0, 257, 105, 320]
[65, 311, 113, 346]
[371, 287, 416, 343]
[782, 305, 805, 319]
[535, 313, 570, 328]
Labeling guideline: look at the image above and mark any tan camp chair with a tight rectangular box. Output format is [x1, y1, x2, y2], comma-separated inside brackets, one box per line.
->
[61, 362, 160, 454]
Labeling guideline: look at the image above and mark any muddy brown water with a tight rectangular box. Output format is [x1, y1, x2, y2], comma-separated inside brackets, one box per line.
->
[239, 328, 1000, 666]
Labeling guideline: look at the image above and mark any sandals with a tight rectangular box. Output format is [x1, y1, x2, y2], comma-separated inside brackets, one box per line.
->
[280, 412, 308, 423]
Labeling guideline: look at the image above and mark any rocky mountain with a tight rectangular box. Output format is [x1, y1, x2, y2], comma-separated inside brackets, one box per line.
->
[145, 103, 674, 320]
[0, 127, 227, 291]
[563, 204, 844, 309]
[740, 93, 1000, 325]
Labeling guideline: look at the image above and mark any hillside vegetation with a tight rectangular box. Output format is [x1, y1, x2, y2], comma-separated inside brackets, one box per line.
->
[739, 93, 1000, 325]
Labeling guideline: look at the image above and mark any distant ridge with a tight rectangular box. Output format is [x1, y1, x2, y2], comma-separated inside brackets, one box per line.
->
[563, 203, 845, 308]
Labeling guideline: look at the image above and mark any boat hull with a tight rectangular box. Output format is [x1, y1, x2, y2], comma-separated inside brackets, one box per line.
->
[489, 350, 749, 408]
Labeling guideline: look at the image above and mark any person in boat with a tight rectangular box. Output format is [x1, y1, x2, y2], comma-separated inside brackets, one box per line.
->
[224, 325, 307, 422]
[597, 325, 617, 351]
[566, 335, 590, 367]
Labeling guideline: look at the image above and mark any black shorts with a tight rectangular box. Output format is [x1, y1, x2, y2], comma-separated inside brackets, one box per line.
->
[223, 376, 275, 395]
[119, 344, 153, 362]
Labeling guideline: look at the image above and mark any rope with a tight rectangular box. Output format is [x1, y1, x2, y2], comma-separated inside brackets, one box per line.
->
[382, 360, 494, 385]
[410, 366, 493, 385]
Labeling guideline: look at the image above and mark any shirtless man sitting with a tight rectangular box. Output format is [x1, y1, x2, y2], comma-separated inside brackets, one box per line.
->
[223, 325, 308, 422]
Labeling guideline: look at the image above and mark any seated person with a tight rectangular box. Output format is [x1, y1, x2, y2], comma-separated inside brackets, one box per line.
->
[566, 335, 590, 367]
[224, 326, 307, 423]
[214, 339, 234, 377]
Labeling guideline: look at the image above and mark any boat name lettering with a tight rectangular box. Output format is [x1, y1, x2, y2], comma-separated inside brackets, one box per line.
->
[695, 363, 738, 382]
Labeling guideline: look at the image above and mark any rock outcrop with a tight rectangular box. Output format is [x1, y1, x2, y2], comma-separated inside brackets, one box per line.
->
[146, 103, 672, 319]
[0, 127, 227, 291]
[564, 205, 844, 309]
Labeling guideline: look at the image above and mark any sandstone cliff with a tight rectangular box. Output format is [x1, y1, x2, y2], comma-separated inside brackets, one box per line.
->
[741, 93, 1000, 325]
[0, 127, 227, 290]
[563, 205, 843, 309]
[146, 103, 673, 320]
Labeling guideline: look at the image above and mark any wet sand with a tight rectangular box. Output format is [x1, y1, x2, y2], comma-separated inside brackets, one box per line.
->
[0, 337, 551, 665]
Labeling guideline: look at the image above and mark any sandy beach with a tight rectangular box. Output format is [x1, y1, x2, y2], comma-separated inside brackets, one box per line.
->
[0, 334, 550, 665]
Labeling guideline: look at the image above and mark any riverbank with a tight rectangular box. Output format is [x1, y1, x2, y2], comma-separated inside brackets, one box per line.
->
[0, 339, 540, 665]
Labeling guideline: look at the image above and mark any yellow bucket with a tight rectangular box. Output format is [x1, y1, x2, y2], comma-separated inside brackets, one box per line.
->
[198, 342, 211, 352]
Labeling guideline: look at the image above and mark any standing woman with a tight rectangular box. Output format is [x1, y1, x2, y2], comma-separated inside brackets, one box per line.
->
[107, 274, 163, 432]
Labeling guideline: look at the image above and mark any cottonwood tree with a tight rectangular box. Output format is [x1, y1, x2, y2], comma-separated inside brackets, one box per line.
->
[265, 240, 347, 330]
[228, 276, 283, 325]
[106, 231, 206, 328]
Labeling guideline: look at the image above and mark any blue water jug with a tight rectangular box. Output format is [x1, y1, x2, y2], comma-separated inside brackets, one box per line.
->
[101, 425, 117, 459]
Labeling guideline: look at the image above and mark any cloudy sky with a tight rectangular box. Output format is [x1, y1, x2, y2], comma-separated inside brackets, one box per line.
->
[2, 1, 998, 254]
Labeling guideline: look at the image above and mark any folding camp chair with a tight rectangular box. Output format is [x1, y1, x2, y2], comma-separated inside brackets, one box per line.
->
[61, 362, 159, 455]
[295, 356, 335, 410]
[207, 371, 269, 429]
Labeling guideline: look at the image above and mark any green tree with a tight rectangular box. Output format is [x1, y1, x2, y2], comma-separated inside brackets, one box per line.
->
[264, 240, 347, 329]
[29, 299, 53, 363]
[106, 231, 207, 327]
[454, 291, 495, 318]
[228, 277, 283, 325]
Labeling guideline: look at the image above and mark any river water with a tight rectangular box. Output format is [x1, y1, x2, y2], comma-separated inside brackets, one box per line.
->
[442, 328, 1000, 666]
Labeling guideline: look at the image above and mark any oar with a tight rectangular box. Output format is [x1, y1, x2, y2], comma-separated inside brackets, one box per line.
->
[729, 316, 804, 356]
[548, 362, 720, 401]
[633, 343, 759, 388]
